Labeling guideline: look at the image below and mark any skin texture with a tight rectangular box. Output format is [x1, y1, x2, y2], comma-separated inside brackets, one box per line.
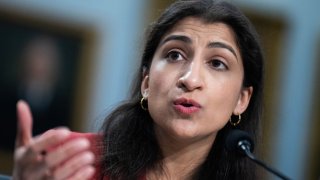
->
[141, 17, 253, 179]
[13, 100, 96, 180]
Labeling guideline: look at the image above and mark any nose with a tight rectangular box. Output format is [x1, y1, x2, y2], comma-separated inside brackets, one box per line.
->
[177, 61, 204, 91]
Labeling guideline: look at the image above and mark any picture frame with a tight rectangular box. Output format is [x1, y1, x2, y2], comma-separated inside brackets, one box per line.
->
[0, 6, 96, 173]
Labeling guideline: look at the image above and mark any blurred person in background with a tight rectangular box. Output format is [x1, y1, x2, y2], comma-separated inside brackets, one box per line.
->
[0, 36, 70, 150]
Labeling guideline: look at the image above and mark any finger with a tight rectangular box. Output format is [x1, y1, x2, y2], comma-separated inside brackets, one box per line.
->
[14, 129, 70, 167]
[67, 166, 95, 180]
[45, 138, 90, 168]
[16, 100, 33, 147]
[53, 151, 95, 180]
[29, 128, 70, 153]
[15, 155, 50, 180]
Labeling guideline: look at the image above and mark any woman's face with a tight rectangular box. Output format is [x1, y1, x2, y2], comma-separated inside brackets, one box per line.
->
[141, 17, 252, 142]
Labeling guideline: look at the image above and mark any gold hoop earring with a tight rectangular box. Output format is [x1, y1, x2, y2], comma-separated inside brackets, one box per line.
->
[230, 114, 241, 126]
[140, 97, 148, 110]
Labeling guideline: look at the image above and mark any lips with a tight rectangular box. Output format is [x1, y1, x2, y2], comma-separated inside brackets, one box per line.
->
[173, 98, 201, 115]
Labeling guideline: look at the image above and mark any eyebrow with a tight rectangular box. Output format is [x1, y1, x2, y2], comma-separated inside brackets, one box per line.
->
[160, 35, 192, 46]
[160, 34, 238, 59]
[207, 42, 238, 59]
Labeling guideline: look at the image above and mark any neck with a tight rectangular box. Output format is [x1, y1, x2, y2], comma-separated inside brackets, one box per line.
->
[148, 129, 216, 180]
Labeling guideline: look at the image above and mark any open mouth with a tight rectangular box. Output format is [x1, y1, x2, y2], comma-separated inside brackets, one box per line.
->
[173, 98, 201, 114]
[174, 98, 201, 108]
[181, 102, 194, 107]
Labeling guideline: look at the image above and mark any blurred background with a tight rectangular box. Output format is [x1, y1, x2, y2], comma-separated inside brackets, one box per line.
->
[0, 0, 319, 179]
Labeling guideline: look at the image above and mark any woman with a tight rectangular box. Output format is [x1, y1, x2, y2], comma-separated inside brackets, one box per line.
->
[13, 0, 264, 179]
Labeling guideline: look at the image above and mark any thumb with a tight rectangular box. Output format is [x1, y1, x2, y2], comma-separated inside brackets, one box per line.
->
[16, 100, 33, 147]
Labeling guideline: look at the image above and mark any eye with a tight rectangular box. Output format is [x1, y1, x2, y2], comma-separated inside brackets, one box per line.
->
[165, 50, 184, 62]
[209, 59, 228, 70]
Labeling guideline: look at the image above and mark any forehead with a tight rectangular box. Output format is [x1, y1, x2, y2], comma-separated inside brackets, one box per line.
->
[163, 17, 238, 45]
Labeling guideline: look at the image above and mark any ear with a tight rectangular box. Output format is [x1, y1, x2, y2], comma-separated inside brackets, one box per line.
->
[140, 75, 149, 98]
[233, 86, 253, 115]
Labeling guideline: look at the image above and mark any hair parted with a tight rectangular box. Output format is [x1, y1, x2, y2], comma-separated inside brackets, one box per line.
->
[101, 0, 264, 179]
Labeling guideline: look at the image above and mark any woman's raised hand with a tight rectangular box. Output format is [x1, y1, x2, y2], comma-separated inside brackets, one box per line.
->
[12, 100, 96, 180]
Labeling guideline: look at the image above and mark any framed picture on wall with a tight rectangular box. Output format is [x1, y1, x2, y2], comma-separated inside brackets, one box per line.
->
[0, 8, 96, 151]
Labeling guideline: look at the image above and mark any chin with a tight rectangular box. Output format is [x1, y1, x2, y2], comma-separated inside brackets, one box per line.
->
[168, 120, 204, 140]
[170, 122, 222, 143]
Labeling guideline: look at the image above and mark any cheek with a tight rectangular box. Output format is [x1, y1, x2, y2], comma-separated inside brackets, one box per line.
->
[148, 61, 173, 95]
[147, 62, 168, 110]
[206, 78, 242, 119]
[147, 60, 179, 122]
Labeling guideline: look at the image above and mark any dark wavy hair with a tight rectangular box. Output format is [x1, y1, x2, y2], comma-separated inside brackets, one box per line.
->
[101, 0, 264, 179]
